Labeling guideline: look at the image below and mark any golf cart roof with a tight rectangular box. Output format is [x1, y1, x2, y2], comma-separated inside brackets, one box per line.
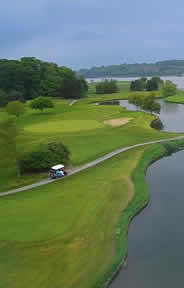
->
[51, 164, 64, 170]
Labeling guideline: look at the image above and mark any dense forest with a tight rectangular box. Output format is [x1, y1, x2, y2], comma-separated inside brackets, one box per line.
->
[78, 60, 184, 78]
[0, 57, 88, 106]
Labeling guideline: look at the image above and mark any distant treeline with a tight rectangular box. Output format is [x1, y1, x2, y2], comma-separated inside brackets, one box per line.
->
[0, 57, 88, 107]
[78, 60, 184, 78]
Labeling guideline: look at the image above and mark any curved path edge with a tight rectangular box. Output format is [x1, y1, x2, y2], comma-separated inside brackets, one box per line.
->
[1, 136, 184, 197]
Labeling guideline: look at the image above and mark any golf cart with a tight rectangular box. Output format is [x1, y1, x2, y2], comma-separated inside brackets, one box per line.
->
[50, 164, 67, 179]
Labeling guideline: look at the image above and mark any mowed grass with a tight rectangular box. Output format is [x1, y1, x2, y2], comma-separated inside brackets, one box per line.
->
[0, 82, 182, 288]
[0, 92, 180, 192]
[25, 119, 104, 133]
[18, 100, 179, 166]
[0, 147, 145, 288]
[166, 90, 184, 104]
[0, 142, 171, 288]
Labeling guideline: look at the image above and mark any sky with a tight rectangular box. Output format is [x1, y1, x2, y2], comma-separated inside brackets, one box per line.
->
[1, 0, 184, 69]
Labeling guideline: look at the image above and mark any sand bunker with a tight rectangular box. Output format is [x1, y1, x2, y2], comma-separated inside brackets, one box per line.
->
[104, 117, 133, 127]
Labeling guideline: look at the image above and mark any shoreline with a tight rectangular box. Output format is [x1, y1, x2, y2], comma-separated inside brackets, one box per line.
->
[97, 139, 184, 288]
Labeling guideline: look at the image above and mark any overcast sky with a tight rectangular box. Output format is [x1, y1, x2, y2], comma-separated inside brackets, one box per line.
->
[1, 0, 184, 69]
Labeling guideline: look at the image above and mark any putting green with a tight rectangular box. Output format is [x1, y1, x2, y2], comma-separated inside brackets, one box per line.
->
[25, 119, 104, 133]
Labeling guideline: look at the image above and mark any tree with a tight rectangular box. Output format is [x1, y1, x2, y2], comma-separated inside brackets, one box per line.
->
[20, 142, 70, 172]
[6, 101, 25, 118]
[96, 79, 119, 94]
[20, 57, 41, 100]
[59, 76, 88, 99]
[0, 89, 8, 107]
[128, 92, 144, 107]
[129, 93, 161, 114]
[40, 63, 62, 97]
[30, 96, 54, 112]
[146, 78, 159, 91]
[7, 90, 24, 103]
[5, 102, 25, 179]
[141, 95, 161, 114]
[146, 77, 163, 91]
[161, 80, 177, 97]
[0, 57, 86, 101]
[130, 79, 145, 91]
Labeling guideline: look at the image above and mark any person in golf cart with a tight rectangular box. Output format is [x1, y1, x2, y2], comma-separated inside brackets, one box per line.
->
[50, 164, 67, 179]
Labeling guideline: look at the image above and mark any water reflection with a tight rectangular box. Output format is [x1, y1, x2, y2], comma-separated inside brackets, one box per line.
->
[119, 99, 184, 133]
[110, 150, 184, 288]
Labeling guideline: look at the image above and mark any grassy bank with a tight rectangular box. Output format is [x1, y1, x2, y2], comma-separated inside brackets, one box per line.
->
[0, 140, 183, 288]
[95, 138, 184, 288]
[166, 90, 184, 104]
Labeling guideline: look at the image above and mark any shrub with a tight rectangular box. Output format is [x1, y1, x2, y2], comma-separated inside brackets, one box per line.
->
[161, 80, 177, 97]
[130, 79, 146, 91]
[20, 142, 70, 173]
[30, 97, 54, 112]
[6, 101, 25, 118]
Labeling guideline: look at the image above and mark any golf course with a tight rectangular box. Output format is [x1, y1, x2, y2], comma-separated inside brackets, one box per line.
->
[0, 81, 183, 288]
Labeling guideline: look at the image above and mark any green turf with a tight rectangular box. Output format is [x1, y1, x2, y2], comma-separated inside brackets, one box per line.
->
[0, 142, 179, 288]
[0, 91, 180, 192]
[0, 84, 183, 287]
[25, 119, 104, 133]
[166, 90, 184, 103]
[0, 147, 145, 288]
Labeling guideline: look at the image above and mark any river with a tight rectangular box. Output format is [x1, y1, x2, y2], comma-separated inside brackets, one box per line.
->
[109, 99, 184, 287]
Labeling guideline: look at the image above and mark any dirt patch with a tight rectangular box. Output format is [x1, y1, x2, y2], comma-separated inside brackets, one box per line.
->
[104, 117, 133, 127]
[123, 176, 134, 199]
[70, 238, 86, 250]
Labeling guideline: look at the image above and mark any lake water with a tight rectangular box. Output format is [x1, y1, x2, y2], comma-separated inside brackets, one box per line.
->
[87, 76, 184, 90]
[110, 151, 184, 288]
[119, 99, 184, 133]
[109, 99, 184, 287]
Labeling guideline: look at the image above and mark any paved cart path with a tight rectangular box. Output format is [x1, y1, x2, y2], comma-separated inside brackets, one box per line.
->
[1, 136, 184, 197]
[69, 100, 78, 106]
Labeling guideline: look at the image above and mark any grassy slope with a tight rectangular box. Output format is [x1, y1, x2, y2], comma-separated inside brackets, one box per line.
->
[0, 82, 183, 287]
[166, 90, 184, 103]
[0, 82, 179, 192]
[0, 142, 176, 288]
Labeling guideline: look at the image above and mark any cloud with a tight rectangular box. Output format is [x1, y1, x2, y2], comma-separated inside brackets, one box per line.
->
[1, 0, 184, 68]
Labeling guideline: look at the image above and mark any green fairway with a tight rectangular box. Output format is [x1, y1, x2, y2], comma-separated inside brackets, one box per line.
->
[0, 89, 180, 192]
[0, 82, 183, 288]
[0, 142, 177, 288]
[0, 145, 159, 288]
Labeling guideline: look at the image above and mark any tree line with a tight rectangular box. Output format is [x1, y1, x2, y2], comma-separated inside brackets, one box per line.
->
[0, 57, 88, 107]
[95, 79, 119, 94]
[78, 60, 184, 78]
[130, 77, 177, 96]
[130, 77, 163, 91]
